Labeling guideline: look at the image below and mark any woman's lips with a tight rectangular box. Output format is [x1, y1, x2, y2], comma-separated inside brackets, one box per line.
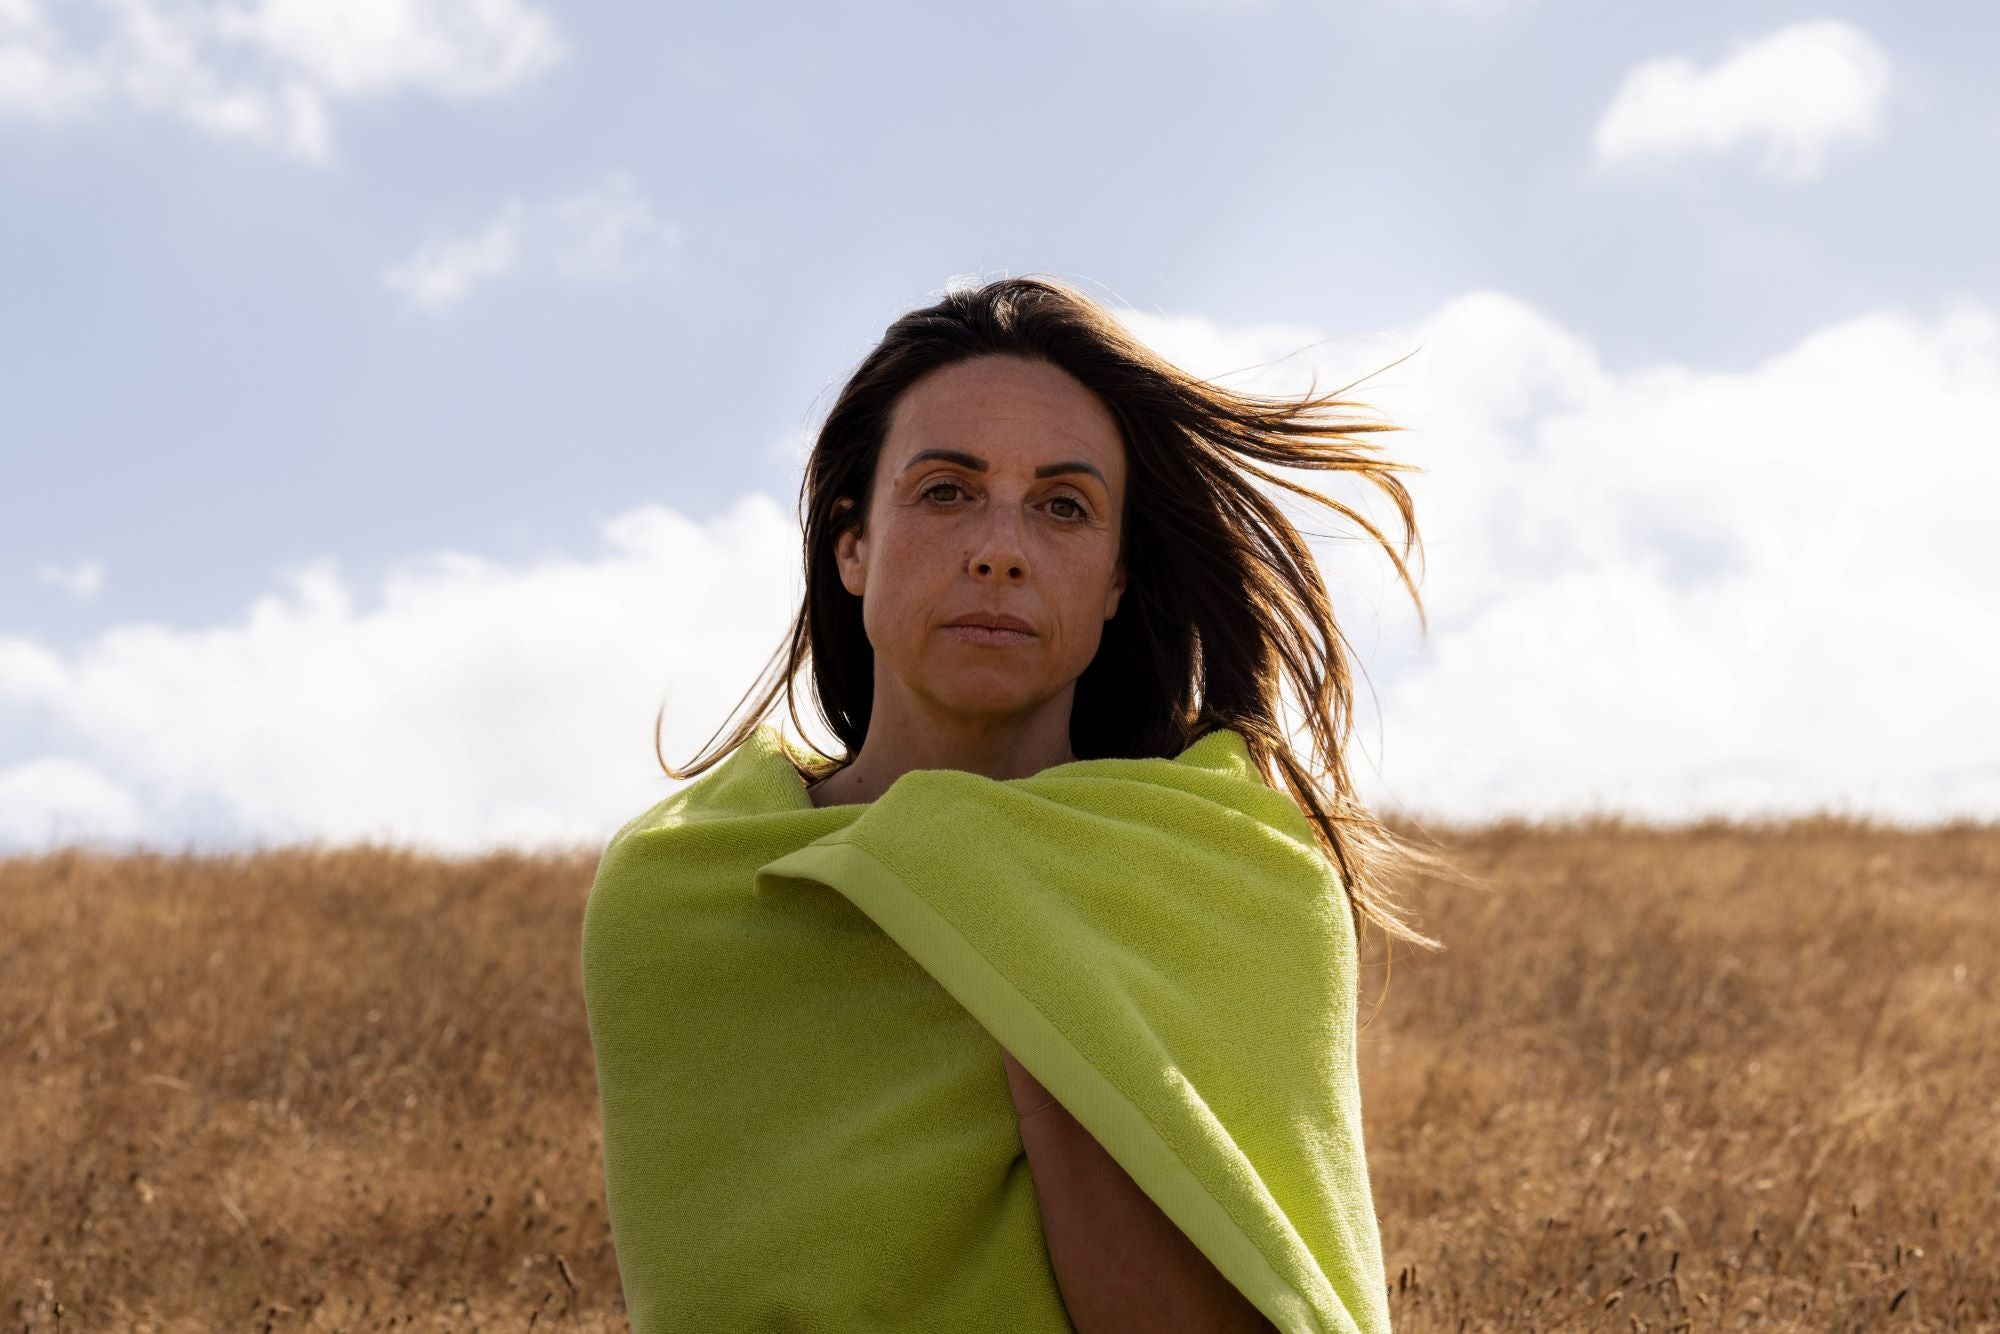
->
[946, 624, 1035, 646]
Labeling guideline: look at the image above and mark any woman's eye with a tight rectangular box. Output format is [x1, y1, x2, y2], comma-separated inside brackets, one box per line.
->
[921, 480, 1088, 521]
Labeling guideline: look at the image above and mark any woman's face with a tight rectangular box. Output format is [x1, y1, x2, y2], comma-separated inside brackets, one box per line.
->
[833, 354, 1128, 728]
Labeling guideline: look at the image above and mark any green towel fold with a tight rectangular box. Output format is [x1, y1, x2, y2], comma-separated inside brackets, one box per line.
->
[580, 721, 1392, 1333]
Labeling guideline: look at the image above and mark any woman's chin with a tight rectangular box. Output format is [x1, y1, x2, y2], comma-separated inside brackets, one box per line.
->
[925, 680, 1055, 719]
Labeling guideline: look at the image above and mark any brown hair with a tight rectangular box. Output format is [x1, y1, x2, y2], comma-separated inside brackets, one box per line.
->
[659, 273, 1452, 966]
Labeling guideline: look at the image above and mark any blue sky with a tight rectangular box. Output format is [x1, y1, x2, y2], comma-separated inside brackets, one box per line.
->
[3, 0, 1996, 852]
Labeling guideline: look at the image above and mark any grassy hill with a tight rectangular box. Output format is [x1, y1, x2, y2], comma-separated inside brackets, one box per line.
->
[3, 817, 1994, 1330]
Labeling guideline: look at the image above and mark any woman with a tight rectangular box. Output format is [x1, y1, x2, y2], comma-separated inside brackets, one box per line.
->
[582, 275, 1448, 1333]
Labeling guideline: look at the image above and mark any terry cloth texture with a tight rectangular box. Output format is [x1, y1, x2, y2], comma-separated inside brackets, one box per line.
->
[579, 722, 1392, 1333]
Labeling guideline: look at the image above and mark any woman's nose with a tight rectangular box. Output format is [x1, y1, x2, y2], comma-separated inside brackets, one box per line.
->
[966, 515, 1027, 579]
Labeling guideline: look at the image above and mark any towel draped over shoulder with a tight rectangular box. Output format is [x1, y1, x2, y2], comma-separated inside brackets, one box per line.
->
[580, 722, 1392, 1333]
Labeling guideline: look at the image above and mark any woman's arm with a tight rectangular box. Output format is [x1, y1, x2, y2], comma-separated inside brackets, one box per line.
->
[1003, 1050, 1279, 1334]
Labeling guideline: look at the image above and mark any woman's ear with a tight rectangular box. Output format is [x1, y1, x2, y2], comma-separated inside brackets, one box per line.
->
[1104, 559, 1126, 620]
[832, 499, 867, 597]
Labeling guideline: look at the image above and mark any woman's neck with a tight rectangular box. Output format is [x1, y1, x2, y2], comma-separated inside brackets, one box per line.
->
[794, 691, 1083, 808]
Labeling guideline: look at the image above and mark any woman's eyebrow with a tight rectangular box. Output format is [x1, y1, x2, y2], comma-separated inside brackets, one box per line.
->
[900, 448, 1106, 488]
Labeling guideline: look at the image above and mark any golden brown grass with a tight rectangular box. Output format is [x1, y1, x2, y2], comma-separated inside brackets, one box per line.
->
[1362, 814, 1999, 1332]
[2, 816, 1994, 1331]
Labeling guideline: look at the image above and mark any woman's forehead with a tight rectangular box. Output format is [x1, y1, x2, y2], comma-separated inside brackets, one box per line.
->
[886, 359, 1124, 469]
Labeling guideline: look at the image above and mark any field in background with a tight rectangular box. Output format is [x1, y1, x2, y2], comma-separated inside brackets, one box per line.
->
[3, 817, 1995, 1332]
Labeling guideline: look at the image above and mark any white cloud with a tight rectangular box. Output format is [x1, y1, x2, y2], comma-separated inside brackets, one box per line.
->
[35, 558, 106, 599]
[0, 0, 564, 163]
[0, 494, 804, 854]
[212, 0, 563, 100]
[0, 754, 148, 847]
[1591, 19, 1892, 183]
[382, 170, 680, 313]
[380, 201, 523, 312]
[1119, 293, 2000, 824]
[0, 0, 103, 120]
[549, 170, 681, 280]
[2, 291, 1996, 854]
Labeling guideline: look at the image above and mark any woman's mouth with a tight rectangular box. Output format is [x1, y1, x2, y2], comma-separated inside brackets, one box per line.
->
[946, 625, 1035, 646]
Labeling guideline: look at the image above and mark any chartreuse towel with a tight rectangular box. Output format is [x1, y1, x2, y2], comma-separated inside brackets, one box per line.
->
[580, 722, 1392, 1333]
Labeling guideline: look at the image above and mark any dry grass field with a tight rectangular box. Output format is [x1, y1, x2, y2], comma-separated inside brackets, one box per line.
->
[3, 815, 1994, 1331]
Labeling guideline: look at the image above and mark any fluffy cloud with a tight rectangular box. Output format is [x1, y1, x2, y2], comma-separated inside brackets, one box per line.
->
[0, 755, 147, 846]
[1142, 292, 1999, 824]
[0, 497, 804, 854]
[1591, 19, 1892, 183]
[0, 0, 101, 121]
[0, 0, 564, 162]
[380, 202, 523, 313]
[34, 559, 106, 599]
[381, 170, 680, 313]
[2, 291, 1996, 853]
